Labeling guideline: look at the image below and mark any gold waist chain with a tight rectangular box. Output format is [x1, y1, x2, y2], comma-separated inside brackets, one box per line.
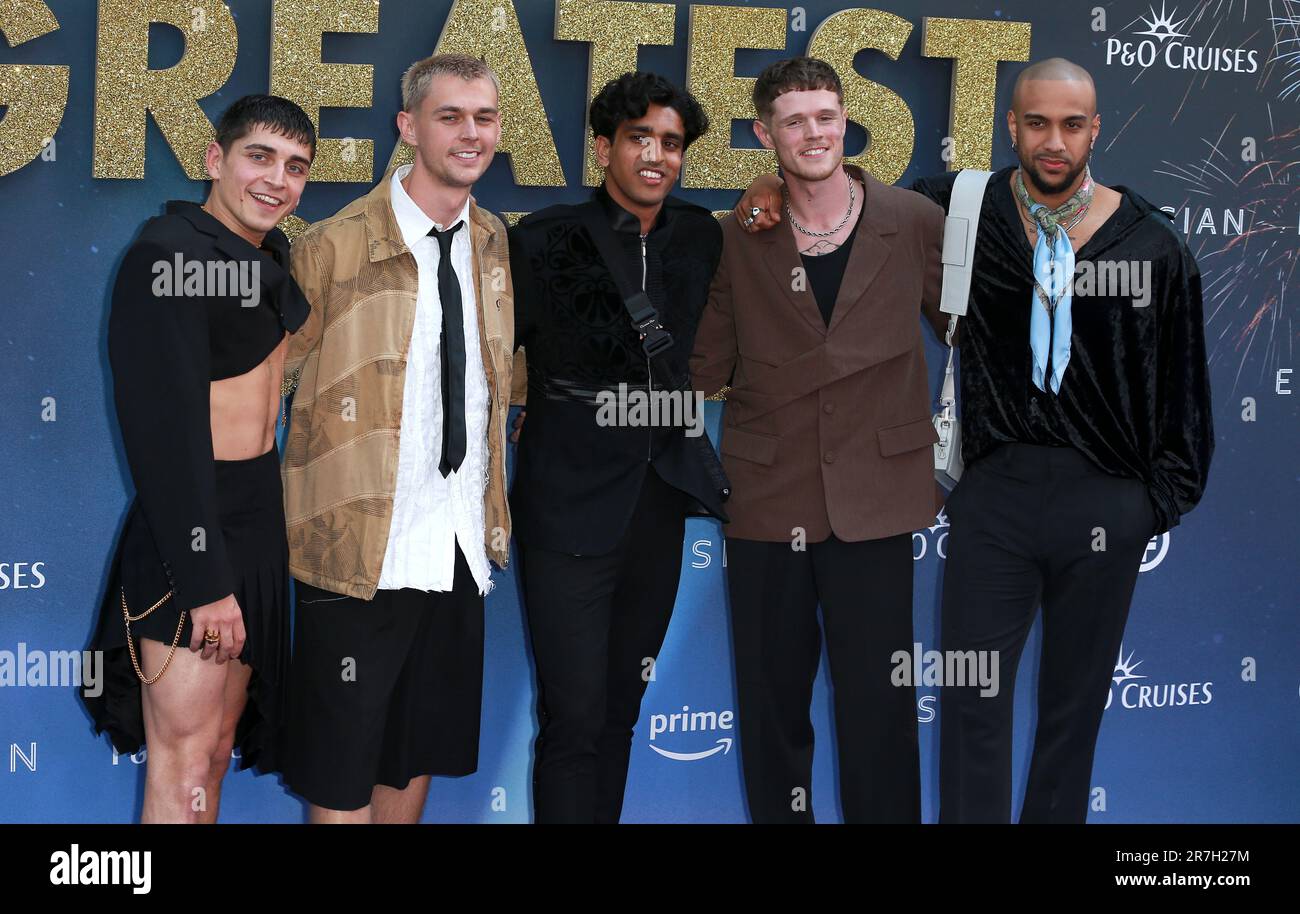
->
[121, 587, 184, 685]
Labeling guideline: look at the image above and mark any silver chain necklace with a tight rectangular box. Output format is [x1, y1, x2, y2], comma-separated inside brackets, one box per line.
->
[785, 169, 857, 238]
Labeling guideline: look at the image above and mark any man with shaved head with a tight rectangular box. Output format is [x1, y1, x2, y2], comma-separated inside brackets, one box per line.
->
[734, 57, 1214, 823]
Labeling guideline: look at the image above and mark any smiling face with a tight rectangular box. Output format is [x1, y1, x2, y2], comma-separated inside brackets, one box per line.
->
[397, 73, 500, 190]
[1008, 78, 1100, 198]
[595, 102, 686, 213]
[203, 126, 313, 245]
[754, 88, 846, 182]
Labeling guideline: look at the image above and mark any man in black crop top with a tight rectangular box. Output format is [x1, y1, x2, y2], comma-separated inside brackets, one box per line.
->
[508, 72, 728, 823]
[83, 96, 316, 823]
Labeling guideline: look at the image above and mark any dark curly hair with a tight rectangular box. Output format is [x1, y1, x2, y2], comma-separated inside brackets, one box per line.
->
[589, 72, 709, 150]
[215, 94, 317, 160]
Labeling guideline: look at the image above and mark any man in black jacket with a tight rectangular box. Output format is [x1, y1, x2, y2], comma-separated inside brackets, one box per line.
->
[508, 72, 727, 823]
[83, 96, 315, 822]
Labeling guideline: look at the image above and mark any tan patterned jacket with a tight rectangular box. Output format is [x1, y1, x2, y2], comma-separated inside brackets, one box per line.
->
[282, 174, 515, 600]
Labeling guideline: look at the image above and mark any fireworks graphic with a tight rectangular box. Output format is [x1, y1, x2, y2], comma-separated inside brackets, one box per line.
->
[1269, 0, 1300, 98]
[1152, 0, 1300, 101]
[1155, 117, 1299, 397]
[1117, 0, 1300, 104]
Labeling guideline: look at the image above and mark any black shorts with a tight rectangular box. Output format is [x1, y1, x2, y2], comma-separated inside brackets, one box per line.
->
[280, 545, 486, 811]
[82, 446, 291, 775]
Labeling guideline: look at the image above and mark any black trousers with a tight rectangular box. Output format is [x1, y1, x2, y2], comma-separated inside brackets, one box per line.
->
[725, 533, 920, 823]
[516, 467, 687, 823]
[939, 442, 1157, 823]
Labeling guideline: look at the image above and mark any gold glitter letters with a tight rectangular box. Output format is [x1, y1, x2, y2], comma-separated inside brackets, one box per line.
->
[94, 0, 238, 180]
[555, 0, 676, 187]
[270, 0, 378, 184]
[2, 3, 1035, 189]
[683, 4, 786, 189]
[385, 0, 566, 186]
[0, 0, 69, 177]
[922, 17, 1031, 171]
[808, 8, 914, 185]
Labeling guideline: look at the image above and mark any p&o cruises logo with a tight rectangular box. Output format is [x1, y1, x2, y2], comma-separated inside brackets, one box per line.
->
[1105, 3, 1259, 73]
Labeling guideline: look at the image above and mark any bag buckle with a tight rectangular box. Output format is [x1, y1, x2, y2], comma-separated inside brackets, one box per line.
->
[628, 292, 674, 358]
[641, 323, 674, 358]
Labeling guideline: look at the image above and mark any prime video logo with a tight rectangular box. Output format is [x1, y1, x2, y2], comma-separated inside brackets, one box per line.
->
[647, 705, 734, 761]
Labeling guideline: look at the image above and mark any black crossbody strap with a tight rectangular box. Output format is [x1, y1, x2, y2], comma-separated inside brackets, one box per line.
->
[574, 201, 730, 503]
[575, 204, 680, 381]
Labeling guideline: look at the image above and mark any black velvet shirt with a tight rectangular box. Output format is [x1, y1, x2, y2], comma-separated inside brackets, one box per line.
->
[911, 167, 1213, 534]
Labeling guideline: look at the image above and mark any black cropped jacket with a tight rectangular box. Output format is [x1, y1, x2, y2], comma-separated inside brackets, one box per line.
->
[107, 201, 309, 609]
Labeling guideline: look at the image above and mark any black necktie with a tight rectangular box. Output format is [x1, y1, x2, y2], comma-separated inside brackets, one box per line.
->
[430, 221, 466, 477]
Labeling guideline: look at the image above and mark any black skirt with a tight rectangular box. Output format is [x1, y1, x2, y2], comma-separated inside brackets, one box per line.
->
[82, 445, 290, 775]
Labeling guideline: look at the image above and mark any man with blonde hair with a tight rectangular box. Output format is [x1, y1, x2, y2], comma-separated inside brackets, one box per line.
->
[278, 54, 516, 823]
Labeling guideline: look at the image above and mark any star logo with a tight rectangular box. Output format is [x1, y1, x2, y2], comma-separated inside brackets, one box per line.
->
[1112, 645, 1148, 686]
[1134, 2, 1191, 41]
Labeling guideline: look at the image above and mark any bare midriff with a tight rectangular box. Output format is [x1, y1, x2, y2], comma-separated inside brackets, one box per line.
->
[209, 332, 289, 460]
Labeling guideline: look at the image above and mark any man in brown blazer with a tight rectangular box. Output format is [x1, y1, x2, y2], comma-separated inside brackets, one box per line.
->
[690, 57, 945, 823]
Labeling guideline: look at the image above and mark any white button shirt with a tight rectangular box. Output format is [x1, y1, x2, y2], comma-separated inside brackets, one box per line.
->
[378, 164, 493, 595]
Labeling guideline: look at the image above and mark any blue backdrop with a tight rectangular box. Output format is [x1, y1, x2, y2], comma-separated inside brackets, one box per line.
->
[1, 0, 1296, 823]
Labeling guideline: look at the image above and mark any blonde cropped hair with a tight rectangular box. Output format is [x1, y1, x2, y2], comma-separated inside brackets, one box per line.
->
[401, 54, 500, 112]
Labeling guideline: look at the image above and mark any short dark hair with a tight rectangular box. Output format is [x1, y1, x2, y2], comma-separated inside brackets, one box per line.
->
[214, 94, 317, 160]
[753, 57, 843, 121]
[589, 72, 709, 150]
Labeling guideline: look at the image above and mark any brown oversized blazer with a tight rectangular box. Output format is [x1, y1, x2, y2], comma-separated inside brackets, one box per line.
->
[690, 164, 948, 543]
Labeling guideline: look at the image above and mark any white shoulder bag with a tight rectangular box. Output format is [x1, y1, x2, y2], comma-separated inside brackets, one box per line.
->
[933, 168, 994, 490]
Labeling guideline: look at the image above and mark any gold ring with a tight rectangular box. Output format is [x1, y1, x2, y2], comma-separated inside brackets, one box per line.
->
[203, 629, 221, 644]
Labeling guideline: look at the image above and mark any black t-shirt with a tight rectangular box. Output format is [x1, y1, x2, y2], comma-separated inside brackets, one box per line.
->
[799, 206, 863, 326]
